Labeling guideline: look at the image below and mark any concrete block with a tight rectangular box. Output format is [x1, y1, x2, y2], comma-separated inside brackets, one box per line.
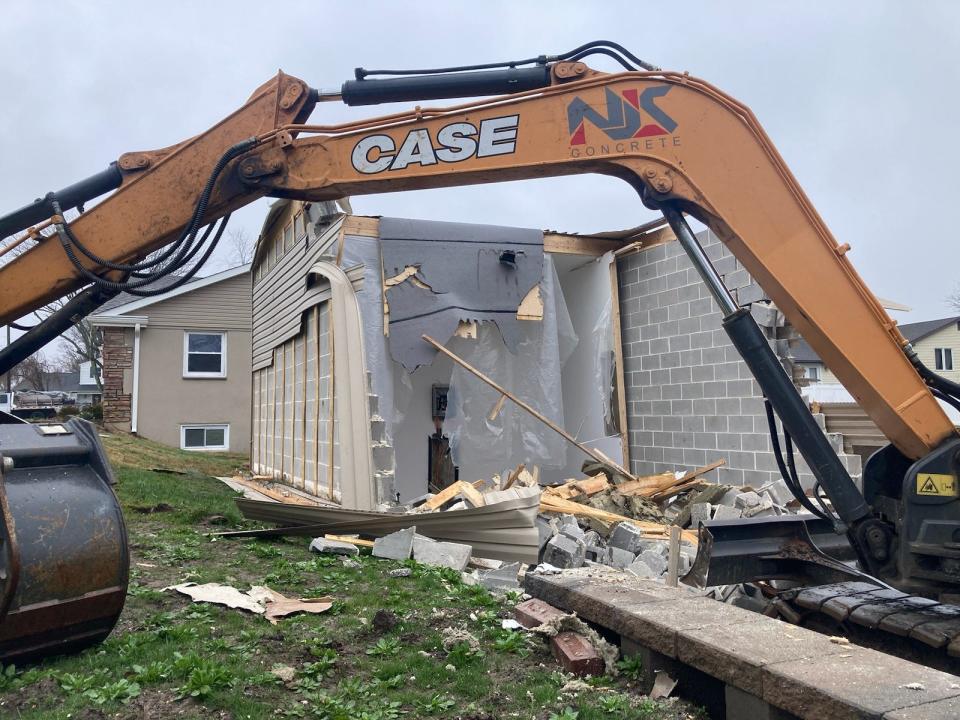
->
[713, 505, 743, 521]
[560, 523, 586, 542]
[543, 534, 586, 569]
[627, 558, 656, 578]
[735, 491, 761, 509]
[536, 516, 555, 552]
[412, 534, 472, 571]
[309, 537, 360, 556]
[605, 546, 635, 569]
[372, 526, 416, 560]
[479, 562, 521, 592]
[637, 538, 669, 557]
[640, 549, 668, 576]
[551, 632, 604, 677]
[689, 502, 712, 528]
[515, 598, 566, 629]
[608, 521, 643, 553]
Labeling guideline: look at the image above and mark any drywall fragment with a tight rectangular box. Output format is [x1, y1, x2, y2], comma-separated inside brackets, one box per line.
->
[166, 582, 265, 614]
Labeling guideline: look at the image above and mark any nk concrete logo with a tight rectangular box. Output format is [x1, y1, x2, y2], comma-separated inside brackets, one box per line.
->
[567, 85, 679, 156]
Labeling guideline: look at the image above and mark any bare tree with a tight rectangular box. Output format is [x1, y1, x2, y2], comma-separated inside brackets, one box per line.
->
[31, 293, 103, 390]
[948, 286, 960, 313]
[14, 352, 51, 391]
[226, 228, 255, 266]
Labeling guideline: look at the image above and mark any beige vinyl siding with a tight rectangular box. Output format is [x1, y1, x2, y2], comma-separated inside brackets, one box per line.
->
[123, 273, 252, 331]
[251, 214, 342, 370]
[251, 302, 340, 500]
[912, 324, 960, 383]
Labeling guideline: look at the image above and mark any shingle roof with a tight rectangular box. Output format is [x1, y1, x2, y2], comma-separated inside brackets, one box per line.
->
[793, 315, 960, 363]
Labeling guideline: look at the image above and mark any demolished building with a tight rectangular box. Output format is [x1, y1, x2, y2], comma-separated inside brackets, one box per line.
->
[248, 200, 861, 510]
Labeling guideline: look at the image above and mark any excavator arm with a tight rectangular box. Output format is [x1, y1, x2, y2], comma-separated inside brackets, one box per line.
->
[1, 64, 952, 459]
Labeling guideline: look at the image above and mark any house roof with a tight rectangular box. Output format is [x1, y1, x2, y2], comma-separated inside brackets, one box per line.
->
[90, 263, 250, 318]
[16, 370, 82, 393]
[793, 315, 960, 363]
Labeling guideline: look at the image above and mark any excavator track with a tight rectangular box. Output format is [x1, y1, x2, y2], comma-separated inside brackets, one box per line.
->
[776, 581, 960, 674]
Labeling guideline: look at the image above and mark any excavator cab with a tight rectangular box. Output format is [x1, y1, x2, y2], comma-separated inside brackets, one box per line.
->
[0, 415, 127, 662]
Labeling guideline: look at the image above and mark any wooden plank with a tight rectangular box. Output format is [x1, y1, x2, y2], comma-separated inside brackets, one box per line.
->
[502, 463, 525, 491]
[419, 480, 467, 511]
[608, 257, 631, 468]
[342, 215, 380, 238]
[324, 533, 375, 548]
[487, 393, 507, 421]
[538, 494, 697, 545]
[422, 334, 637, 482]
[543, 233, 625, 256]
[458, 481, 486, 508]
[666, 525, 681, 588]
[333, 217, 348, 266]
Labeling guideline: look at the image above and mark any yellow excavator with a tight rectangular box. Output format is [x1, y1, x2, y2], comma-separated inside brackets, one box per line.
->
[1, 41, 959, 666]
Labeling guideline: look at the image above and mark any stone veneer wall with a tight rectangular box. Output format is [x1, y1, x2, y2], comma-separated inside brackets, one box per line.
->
[617, 228, 861, 488]
[101, 326, 132, 431]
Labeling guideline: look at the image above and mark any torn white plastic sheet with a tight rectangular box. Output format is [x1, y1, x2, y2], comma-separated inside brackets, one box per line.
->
[444, 256, 577, 481]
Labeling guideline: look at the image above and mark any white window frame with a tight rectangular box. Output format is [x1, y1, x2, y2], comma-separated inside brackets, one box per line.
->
[804, 365, 821, 381]
[180, 424, 230, 451]
[183, 331, 227, 378]
[935, 347, 954, 371]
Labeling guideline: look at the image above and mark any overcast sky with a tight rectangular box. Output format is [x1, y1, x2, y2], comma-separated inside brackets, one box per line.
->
[3, 1, 960, 335]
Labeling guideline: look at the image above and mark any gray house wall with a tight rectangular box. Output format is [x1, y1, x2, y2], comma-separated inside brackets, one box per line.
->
[617, 228, 861, 488]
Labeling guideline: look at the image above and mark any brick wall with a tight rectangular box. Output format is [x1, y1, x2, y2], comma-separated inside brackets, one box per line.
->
[617, 228, 861, 488]
[101, 327, 132, 431]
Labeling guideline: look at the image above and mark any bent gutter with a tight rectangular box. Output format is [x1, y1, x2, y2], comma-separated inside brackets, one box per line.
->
[308, 261, 375, 510]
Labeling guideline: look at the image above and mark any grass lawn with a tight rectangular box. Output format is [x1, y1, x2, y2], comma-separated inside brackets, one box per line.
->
[0, 432, 704, 720]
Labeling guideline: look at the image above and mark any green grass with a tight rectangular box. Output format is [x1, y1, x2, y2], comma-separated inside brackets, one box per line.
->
[0, 434, 704, 719]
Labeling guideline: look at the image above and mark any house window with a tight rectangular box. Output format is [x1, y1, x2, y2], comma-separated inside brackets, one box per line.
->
[183, 332, 227, 378]
[283, 222, 293, 252]
[294, 211, 306, 239]
[935, 348, 954, 371]
[804, 365, 821, 381]
[181, 424, 229, 451]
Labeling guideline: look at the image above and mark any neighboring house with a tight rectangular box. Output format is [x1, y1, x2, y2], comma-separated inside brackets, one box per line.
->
[14, 365, 100, 405]
[75, 360, 102, 406]
[793, 315, 960, 386]
[90, 265, 252, 453]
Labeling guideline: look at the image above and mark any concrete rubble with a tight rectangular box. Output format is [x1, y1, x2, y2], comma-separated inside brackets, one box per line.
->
[301, 455, 810, 620]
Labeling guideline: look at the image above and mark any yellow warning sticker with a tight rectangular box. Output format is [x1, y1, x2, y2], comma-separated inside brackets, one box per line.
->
[916, 473, 956, 497]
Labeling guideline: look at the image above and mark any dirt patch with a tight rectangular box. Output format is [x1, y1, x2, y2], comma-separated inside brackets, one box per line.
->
[2, 676, 60, 714]
[118, 689, 232, 720]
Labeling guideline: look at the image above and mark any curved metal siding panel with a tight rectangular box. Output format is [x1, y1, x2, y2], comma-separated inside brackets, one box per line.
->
[251, 216, 344, 371]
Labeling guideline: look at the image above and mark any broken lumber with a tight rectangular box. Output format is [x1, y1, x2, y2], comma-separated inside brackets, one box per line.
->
[542, 475, 611, 500]
[539, 494, 697, 545]
[502, 463, 525, 491]
[458, 481, 486, 508]
[422, 334, 637, 482]
[419, 481, 467, 511]
[229, 476, 322, 507]
[324, 534, 375, 548]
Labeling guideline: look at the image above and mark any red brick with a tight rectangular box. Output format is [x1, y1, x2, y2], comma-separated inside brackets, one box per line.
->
[515, 598, 566, 629]
[550, 632, 604, 677]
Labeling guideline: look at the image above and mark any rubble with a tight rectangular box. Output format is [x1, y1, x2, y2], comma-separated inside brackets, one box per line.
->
[373, 526, 417, 560]
[412, 534, 472, 571]
[478, 562, 521, 592]
[309, 537, 360, 557]
[543, 534, 586, 569]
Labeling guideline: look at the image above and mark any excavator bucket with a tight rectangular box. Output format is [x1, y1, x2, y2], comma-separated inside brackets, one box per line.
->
[682, 515, 859, 589]
[0, 417, 127, 663]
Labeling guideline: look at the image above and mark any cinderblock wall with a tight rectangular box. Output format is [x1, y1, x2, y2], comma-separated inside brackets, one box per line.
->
[617, 229, 861, 488]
